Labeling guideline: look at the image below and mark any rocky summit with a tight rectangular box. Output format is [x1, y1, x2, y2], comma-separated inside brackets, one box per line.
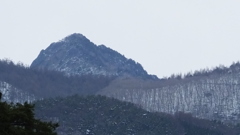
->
[31, 33, 157, 79]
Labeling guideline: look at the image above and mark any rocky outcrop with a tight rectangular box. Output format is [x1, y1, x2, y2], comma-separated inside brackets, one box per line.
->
[31, 33, 157, 79]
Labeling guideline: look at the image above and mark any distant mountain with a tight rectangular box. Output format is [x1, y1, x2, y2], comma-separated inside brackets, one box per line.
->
[31, 33, 157, 79]
[34, 95, 240, 135]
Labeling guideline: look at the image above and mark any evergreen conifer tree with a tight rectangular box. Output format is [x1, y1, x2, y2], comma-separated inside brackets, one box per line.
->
[0, 92, 58, 135]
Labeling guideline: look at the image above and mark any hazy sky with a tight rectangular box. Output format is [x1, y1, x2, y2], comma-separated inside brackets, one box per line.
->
[1, 1, 240, 78]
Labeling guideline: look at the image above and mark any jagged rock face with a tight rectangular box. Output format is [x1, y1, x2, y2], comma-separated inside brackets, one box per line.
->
[31, 33, 157, 79]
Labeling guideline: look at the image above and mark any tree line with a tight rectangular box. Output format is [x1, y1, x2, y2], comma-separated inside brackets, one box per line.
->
[0, 59, 114, 99]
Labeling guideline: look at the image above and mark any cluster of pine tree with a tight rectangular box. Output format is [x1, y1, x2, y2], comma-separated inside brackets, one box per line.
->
[0, 92, 58, 135]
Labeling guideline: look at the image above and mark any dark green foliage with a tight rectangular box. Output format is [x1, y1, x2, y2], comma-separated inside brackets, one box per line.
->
[34, 95, 240, 135]
[0, 93, 58, 135]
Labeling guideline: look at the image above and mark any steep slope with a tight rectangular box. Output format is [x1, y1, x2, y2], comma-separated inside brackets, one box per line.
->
[34, 95, 239, 135]
[99, 63, 240, 124]
[31, 33, 157, 79]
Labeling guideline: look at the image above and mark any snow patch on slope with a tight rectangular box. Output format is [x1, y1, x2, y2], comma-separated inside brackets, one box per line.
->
[0, 81, 36, 103]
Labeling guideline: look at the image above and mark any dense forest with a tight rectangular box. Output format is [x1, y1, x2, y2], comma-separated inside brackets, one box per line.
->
[34, 95, 240, 135]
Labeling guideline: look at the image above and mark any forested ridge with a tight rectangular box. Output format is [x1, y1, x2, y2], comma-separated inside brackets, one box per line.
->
[34, 95, 240, 135]
[100, 62, 240, 123]
[0, 59, 114, 99]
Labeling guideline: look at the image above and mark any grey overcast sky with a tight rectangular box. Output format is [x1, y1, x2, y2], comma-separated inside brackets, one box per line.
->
[0, 1, 240, 78]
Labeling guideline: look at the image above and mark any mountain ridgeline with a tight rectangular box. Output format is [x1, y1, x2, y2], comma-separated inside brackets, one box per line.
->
[31, 33, 157, 79]
[101, 62, 240, 124]
[0, 59, 113, 102]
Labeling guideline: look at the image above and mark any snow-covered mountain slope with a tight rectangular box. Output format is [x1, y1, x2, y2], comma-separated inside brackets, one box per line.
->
[99, 64, 240, 123]
[0, 81, 35, 103]
[31, 33, 157, 79]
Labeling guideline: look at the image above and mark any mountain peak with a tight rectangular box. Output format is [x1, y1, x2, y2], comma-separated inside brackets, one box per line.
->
[31, 33, 158, 79]
[58, 33, 92, 48]
[62, 33, 88, 42]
